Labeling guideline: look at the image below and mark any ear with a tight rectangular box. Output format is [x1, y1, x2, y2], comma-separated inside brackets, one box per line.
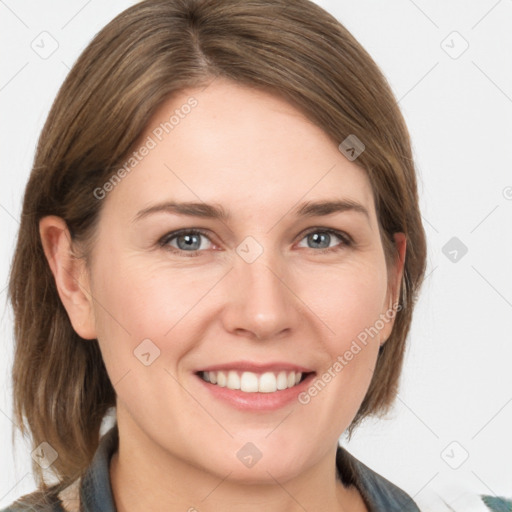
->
[39, 216, 97, 340]
[379, 232, 406, 345]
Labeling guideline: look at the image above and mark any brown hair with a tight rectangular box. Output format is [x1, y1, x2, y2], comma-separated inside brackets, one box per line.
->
[8, 0, 426, 498]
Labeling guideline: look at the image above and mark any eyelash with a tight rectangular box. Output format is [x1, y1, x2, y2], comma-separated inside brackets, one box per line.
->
[158, 227, 353, 258]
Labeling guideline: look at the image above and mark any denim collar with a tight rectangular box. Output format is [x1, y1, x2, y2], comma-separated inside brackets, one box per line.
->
[79, 424, 119, 512]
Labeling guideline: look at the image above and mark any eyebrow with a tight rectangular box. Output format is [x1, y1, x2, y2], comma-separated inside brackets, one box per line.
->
[295, 199, 369, 220]
[132, 199, 369, 223]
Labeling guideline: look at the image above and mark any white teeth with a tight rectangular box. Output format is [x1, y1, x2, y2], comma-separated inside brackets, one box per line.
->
[240, 372, 259, 392]
[259, 372, 277, 393]
[217, 371, 227, 387]
[277, 371, 288, 390]
[227, 371, 241, 390]
[201, 370, 304, 393]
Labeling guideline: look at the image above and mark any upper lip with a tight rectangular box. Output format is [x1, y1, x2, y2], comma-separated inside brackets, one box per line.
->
[196, 361, 315, 373]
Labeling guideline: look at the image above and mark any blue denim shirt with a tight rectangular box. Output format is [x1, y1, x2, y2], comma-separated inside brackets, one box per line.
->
[2, 424, 420, 511]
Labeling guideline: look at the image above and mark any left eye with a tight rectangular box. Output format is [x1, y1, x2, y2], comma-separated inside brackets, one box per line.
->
[297, 229, 351, 251]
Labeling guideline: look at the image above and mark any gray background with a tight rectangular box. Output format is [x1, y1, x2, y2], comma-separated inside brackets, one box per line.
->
[1, 1, 511, 510]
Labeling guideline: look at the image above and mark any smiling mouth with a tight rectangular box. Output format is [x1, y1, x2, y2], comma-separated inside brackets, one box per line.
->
[198, 370, 312, 393]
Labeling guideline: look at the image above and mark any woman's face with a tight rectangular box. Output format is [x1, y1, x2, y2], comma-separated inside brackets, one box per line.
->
[78, 78, 404, 483]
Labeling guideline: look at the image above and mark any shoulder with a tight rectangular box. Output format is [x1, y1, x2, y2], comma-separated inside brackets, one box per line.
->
[0, 477, 81, 512]
[2, 426, 117, 512]
[0, 489, 66, 512]
[336, 445, 420, 511]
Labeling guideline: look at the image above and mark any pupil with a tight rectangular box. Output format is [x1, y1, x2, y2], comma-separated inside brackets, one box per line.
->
[310, 232, 329, 249]
[178, 234, 200, 250]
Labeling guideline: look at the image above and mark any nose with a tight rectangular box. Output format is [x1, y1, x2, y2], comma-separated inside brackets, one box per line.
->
[221, 249, 302, 341]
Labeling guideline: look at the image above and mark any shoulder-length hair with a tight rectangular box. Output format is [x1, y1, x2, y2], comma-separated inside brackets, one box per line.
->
[8, 0, 426, 495]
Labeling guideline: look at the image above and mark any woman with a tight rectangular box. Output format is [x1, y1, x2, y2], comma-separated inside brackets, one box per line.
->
[3, 0, 426, 510]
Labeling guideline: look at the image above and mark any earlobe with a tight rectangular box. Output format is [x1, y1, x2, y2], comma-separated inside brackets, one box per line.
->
[391, 232, 407, 305]
[380, 232, 407, 346]
[39, 216, 97, 340]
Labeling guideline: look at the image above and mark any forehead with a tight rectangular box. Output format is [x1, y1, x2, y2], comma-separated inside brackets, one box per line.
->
[103, 79, 376, 224]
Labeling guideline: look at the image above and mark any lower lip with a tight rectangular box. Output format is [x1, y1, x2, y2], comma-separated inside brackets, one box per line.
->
[195, 373, 316, 411]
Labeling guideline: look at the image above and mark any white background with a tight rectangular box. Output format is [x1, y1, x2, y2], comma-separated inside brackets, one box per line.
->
[1, 1, 511, 511]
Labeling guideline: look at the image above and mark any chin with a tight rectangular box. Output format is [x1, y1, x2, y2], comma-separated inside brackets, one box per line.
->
[197, 437, 314, 485]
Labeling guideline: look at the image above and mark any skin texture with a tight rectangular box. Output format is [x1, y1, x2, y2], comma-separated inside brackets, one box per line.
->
[40, 78, 405, 512]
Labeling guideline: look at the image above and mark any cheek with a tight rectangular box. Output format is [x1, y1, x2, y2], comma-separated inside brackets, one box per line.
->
[295, 258, 388, 420]
[89, 250, 223, 374]
[300, 257, 389, 347]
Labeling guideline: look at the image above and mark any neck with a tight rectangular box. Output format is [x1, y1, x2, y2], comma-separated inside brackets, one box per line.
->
[109, 424, 366, 512]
